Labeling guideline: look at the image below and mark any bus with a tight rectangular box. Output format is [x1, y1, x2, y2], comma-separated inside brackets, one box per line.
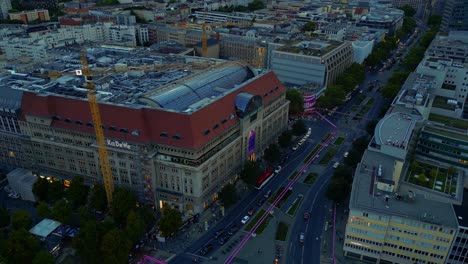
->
[255, 169, 275, 190]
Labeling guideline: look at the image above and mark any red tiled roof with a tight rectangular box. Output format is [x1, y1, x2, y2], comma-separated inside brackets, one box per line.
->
[355, 8, 363, 15]
[20, 71, 286, 150]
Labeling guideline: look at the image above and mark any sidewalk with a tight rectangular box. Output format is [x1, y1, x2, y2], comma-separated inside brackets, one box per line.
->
[320, 201, 362, 264]
[209, 206, 293, 264]
[148, 180, 251, 255]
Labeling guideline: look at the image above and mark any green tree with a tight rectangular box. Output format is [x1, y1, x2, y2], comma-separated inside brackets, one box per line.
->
[411, 161, 420, 173]
[448, 166, 457, 176]
[240, 160, 261, 186]
[111, 187, 137, 226]
[51, 199, 73, 224]
[303, 21, 316, 32]
[218, 184, 238, 208]
[2, 229, 39, 263]
[47, 180, 64, 202]
[126, 210, 146, 244]
[286, 89, 304, 115]
[292, 119, 307, 136]
[264, 143, 281, 163]
[32, 177, 49, 202]
[399, 4, 416, 17]
[78, 206, 92, 226]
[0, 207, 10, 228]
[278, 130, 293, 148]
[137, 206, 155, 229]
[247, 0, 264, 11]
[66, 176, 90, 209]
[73, 220, 103, 264]
[159, 207, 183, 237]
[11, 210, 32, 230]
[401, 46, 426, 71]
[101, 228, 131, 264]
[36, 202, 51, 219]
[365, 120, 378, 135]
[326, 175, 351, 203]
[317, 85, 346, 109]
[89, 184, 107, 212]
[428, 14, 442, 27]
[32, 251, 54, 264]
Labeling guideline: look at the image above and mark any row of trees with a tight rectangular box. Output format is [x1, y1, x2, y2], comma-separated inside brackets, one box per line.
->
[0, 208, 55, 263]
[326, 136, 370, 203]
[316, 63, 365, 109]
[216, 0, 264, 13]
[366, 5, 416, 67]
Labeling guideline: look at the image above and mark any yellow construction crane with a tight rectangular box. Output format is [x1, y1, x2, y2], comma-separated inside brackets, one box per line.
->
[38, 51, 115, 207]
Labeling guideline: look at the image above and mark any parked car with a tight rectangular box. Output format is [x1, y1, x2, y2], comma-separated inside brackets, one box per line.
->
[247, 207, 256, 216]
[214, 228, 224, 239]
[264, 190, 272, 198]
[274, 166, 282, 174]
[333, 162, 340, 169]
[8, 192, 20, 199]
[257, 198, 266, 206]
[228, 225, 239, 235]
[241, 215, 250, 224]
[344, 152, 349, 158]
[218, 234, 230, 245]
[299, 233, 305, 243]
[200, 244, 214, 256]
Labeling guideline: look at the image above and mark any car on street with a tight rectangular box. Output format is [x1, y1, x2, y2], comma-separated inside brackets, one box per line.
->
[8, 192, 20, 199]
[200, 244, 214, 256]
[214, 228, 224, 239]
[241, 215, 250, 224]
[218, 234, 230, 245]
[303, 211, 310, 220]
[134, 240, 145, 250]
[228, 224, 239, 235]
[333, 162, 340, 169]
[257, 198, 266, 206]
[292, 145, 298, 151]
[274, 166, 282, 174]
[264, 189, 272, 198]
[344, 152, 349, 158]
[299, 233, 305, 243]
[247, 207, 256, 216]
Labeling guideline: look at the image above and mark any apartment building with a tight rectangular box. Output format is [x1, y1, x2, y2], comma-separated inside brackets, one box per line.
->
[9, 9, 50, 24]
[267, 39, 353, 88]
[441, 0, 468, 32]
[6, 50, 289, 215]
[447, 192, 468, 263]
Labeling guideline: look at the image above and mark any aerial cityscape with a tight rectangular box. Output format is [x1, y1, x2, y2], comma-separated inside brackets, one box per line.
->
[0, 0, 467, 264]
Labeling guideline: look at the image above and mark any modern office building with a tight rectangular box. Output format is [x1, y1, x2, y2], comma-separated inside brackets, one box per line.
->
[9, 9, 50, 24]
[446, 190, 468, 264]
[344, 29, 468, 264]
[356, 7, 404, 34]
[425, 31, 468, 64]
[441, 0, 468, 32]
[267, 39, 353, 88]
[391, 0, 429, 17]
[9, 50, 289, 215]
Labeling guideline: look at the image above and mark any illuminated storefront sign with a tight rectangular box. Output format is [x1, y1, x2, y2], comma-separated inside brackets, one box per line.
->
[106, 139, 131, 150]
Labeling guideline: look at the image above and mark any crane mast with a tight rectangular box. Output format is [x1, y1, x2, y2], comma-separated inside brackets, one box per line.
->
[80, 51, 114, 206]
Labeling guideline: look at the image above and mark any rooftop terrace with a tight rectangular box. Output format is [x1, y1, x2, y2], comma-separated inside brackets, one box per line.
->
[351, 149, 458, 228]
[277, 39, 342, 57]
[375, 112, 415, 149]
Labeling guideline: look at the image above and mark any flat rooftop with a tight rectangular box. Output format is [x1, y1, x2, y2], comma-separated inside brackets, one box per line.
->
[2, 47, 259, 114]
[277, 39, 343, 57]
[375, 112, 415, 148]
[350, 149, 458, 228]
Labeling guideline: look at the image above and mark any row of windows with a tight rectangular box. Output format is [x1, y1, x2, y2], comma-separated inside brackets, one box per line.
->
[345, 242, 380, 255]
[202, 114, 235, 137]
[52, 116, 140, 136]
[346, 235, 382, 247]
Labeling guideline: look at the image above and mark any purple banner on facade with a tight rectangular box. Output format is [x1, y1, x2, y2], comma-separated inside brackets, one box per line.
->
[248, 129, 256, 155]
[304, 95, 316, 111]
